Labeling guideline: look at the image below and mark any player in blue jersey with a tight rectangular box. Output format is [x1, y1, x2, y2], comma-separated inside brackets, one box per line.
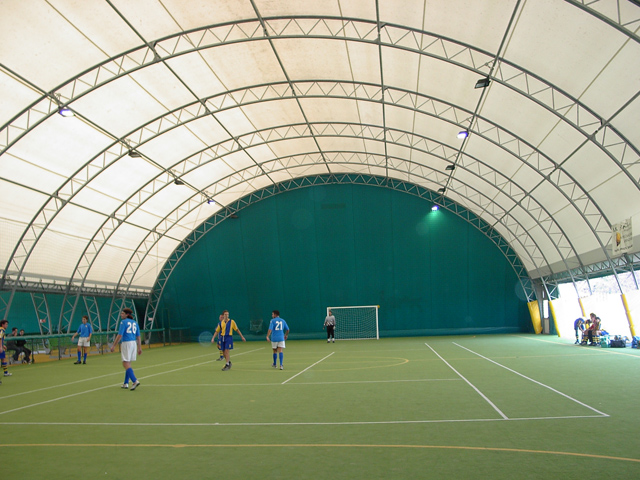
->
[211, 310, 245, 371]
[72, 315, 93, 364]
[110, 308, 142, 390]
[266, 310, 289, 370]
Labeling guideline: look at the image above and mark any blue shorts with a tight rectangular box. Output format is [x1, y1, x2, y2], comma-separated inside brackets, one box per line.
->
[220, 336, 234, 351]
[0, 351, 5, 360]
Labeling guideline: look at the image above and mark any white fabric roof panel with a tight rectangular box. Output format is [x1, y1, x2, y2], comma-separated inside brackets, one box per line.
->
[197, 42, 286, 91]
[0, 71, 41, 127]
[507, 0, 628, 97]
[610, 95, 640, 148]
[276, 38, 356, 81]
[415, 58, 486, 112]
[0, 0, 639, 297]
[580, 41, 640, 120]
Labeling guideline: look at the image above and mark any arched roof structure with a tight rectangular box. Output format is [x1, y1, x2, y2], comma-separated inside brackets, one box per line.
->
[1, 0, 639, 329]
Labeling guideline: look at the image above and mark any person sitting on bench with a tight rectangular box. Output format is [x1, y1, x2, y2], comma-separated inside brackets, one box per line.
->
[5, 328, 19, 361]
[16, 329, 32, 363]
[587, 313, 600, 346]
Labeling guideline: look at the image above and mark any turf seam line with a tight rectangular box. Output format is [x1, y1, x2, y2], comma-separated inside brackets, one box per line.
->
[0, 414, 608, 427]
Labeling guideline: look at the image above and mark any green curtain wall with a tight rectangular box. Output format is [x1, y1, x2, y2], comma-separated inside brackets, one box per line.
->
[158, 184, 531, 339]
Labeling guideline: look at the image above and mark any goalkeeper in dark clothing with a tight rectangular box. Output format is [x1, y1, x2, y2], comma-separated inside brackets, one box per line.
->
[324, 310, 336, 343]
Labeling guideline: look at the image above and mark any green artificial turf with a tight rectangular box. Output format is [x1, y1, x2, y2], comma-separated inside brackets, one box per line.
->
[1, 334, 639, 479]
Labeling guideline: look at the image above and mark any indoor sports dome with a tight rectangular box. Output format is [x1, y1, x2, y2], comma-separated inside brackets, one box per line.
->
[1, 0, 639, 341]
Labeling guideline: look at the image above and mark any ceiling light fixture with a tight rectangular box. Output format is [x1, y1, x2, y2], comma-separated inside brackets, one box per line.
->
[174, 179, 185, 186]
[475, 77, 491, 89]
[438, 187, 446, 194]
[128, 150, 142, 158]
[457, 131, 468, 140]
[445, 165, 455, 171]
[58, 106, 75, 117]
[207, 199, 215, 205]
[431, 205, 439, 211]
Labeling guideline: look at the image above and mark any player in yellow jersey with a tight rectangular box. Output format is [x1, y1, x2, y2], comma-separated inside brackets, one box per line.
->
[0, 319, 11, 381]
[211, 310, 245, 371]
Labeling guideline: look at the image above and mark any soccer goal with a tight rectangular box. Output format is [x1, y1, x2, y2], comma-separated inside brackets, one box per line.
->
[327, 305, 379, 340]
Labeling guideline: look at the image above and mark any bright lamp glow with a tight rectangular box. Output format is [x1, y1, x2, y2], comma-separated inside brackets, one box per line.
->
[431, 205, 439, 211]
[457, 130, 468, 139]
[58, 106, 75, 117]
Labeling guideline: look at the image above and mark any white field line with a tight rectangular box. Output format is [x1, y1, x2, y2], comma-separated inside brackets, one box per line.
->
[281, 352, 334, 384]
[425, 343, 509, 420]
[0, 414, 607, 428]
[453, 342, 609, 417]
[0, 351, 225, 400]
[139, 378, 461, 387]
[0, 347, 265, 416]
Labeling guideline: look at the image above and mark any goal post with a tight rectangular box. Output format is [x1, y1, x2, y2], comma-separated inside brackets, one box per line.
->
[326, 305, 379, 340]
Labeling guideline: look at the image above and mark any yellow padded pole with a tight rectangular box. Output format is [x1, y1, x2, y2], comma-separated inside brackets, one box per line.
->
[549, 300, 561, 337]
[621, 293, 636, 337]
[528, 300, 542, 334]
[578, 297, 586, 317]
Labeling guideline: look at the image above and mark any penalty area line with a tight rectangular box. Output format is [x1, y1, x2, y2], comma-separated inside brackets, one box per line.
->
[453, 342, 609, 417]
[281, 352, 335, 384]
[425, 343, 508, 420]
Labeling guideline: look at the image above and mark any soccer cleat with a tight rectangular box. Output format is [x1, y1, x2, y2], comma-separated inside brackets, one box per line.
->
[83, 361, 86, 364]
[4, 372, 12, 376]
[74, 361, 82, 364]
[327, 340, 330, 343]
[222, 364, 230, 371]
[332, 339, 335, 343]
[272, 363, 276, 368]
[216, 357, 223, 361]
[130, 380, 141, 390]
[280, 365, 284, 370]
[121, 384, 129, 389]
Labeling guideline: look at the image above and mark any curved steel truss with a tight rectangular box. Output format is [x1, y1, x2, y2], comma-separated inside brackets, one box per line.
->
[0, 2, 638, 330]
[144, 174, 535, 328]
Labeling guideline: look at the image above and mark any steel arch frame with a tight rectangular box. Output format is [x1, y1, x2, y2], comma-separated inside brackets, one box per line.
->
[0, 9, 637, 324]
[0, 78, 617, 325]
[144, 173, 535, 328]
[2, 15, 636, 189]
[2, 77, 606, 285]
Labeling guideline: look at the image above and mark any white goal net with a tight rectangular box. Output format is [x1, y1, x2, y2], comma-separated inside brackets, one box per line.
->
[327, 305, 379, 340]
